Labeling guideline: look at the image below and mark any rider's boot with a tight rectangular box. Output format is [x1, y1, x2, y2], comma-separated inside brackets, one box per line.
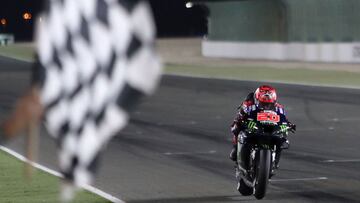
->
[280, 138, 290, 149]
[274, 149, 282, 169]
[275, 138, 289, 169]
[270, 146, 284, 178]
[270, 150, 280, 178]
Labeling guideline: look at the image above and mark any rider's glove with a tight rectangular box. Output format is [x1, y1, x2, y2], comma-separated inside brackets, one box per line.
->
[279, 124, 288, 133]
[288, 122, 296, 132]
[247, 120, 257, 132]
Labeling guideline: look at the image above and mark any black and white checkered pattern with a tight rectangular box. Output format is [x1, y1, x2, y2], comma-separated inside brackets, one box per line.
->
[35, 0, 161, 186]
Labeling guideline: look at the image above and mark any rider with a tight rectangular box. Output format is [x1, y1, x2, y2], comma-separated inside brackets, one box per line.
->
[229, 85, 295, 172]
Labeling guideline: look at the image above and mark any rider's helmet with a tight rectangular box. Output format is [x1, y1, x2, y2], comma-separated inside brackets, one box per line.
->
[254, 85, 277, 110]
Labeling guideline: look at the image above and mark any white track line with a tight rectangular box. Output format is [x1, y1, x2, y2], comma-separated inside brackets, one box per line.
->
[270, 177, 328, 182]
[0, 146, 125, 203]
[321, 159, 360, 163]
[163, 150, 217, 156]
[166, 73, 360, 90]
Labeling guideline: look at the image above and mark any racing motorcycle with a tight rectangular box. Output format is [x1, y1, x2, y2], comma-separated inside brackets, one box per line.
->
[235, 110, 296, 199]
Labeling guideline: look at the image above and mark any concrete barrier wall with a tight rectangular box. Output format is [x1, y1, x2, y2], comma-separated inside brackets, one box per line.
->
[0, 34, 15, 46]
[206, 1, 360, 43]
[202, 40, 360, 63]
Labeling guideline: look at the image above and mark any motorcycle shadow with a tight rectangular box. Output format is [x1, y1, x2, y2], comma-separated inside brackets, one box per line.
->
[127, 195, 257, 203]
[263, 189, 358, 202]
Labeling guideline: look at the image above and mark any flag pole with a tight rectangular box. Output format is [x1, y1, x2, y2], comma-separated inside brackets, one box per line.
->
[24, 88, 41, 181]
[24, 116, 39, 181]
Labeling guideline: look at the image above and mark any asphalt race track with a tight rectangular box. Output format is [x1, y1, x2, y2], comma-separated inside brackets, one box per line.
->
[1, 56, 360, 203]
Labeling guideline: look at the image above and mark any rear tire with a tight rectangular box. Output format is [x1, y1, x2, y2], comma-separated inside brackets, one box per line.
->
[237, 178, 253, 196]
[254, 149, 271, 200]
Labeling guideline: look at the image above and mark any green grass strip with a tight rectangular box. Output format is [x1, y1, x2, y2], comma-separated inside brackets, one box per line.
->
[1, 43, 360, 88]
[0, 150, 110, 203]
[165, 63, 360, 88]
[0, 43, 35, 62]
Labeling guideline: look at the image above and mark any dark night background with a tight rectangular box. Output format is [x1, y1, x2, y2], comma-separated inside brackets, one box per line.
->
[0, 0, 208, 41]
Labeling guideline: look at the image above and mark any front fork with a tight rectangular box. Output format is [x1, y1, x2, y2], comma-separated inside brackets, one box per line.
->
[271, 146, 276, 175]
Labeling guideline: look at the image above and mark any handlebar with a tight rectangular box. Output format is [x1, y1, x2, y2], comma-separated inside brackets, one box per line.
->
[273, 125, 296, 135]
[245, 121, 296, 136]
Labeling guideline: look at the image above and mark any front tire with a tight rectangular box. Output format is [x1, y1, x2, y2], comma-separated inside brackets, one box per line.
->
[254, 149, 271, 199]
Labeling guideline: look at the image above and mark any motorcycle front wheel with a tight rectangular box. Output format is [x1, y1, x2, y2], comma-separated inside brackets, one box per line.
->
[254, 149, 271, 199]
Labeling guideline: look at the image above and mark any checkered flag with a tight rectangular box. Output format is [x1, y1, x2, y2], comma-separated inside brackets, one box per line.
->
[35, 0, 161, 186]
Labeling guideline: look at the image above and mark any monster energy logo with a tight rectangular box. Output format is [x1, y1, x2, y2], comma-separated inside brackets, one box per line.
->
[248, 121, 256, 129]
[280, 125, 287, 132]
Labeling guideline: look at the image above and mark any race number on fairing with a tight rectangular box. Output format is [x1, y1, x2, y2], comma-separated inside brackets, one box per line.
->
[257, 112, 280, 123]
